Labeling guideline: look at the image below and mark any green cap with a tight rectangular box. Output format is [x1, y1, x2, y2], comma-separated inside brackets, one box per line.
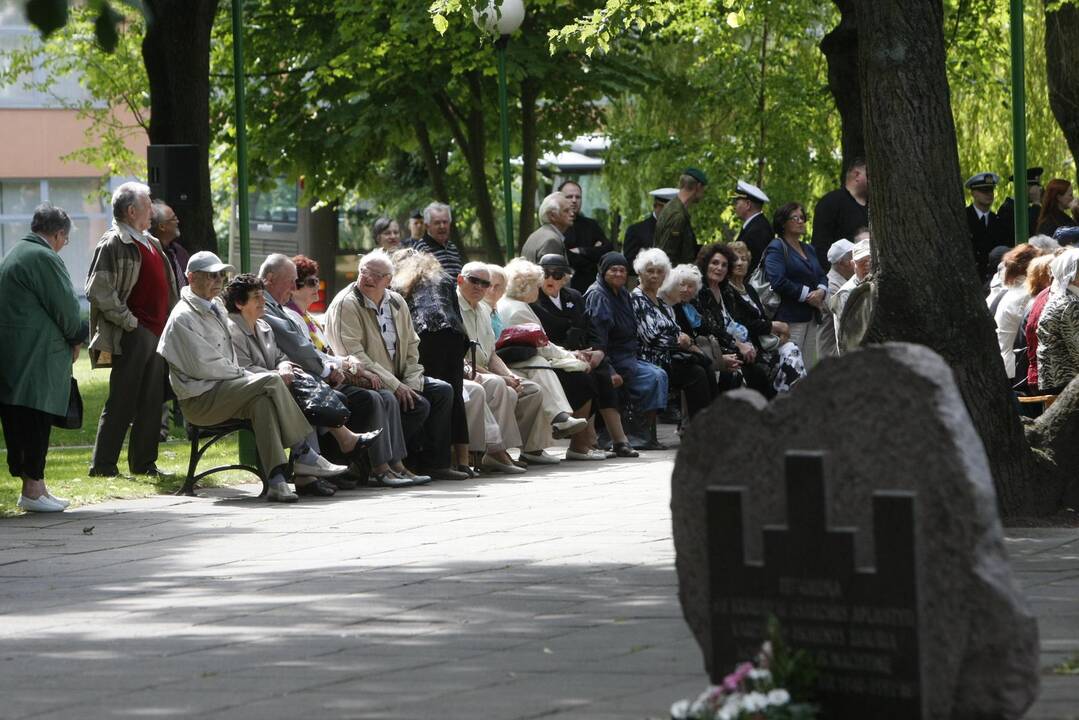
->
[683, 167, 709, 185]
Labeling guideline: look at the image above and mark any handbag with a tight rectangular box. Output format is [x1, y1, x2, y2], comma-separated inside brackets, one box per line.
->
[53, 377, 83, 430]
[749, 241, 790, 319]
[496, 323, 549, 349]
[758, 333, 781, 352]
[289, 371, 350, 427]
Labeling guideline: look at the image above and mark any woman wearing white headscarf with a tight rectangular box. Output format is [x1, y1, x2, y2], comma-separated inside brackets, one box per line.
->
[1035, 248, 1079, 392]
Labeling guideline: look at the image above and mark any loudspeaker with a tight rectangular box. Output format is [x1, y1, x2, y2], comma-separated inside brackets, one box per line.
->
[147, 144, 199, 209]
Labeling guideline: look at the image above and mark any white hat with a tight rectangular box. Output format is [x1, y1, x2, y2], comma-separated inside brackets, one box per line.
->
[649, 187, 678, 201]
[826, 239, 855, 264]
[733, 180, 769, 205]
[852, 239, 872, 261]
[186, 250, 236, 274]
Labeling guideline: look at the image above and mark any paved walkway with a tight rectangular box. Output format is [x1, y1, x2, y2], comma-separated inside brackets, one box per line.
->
[0, 438, 1076, 719]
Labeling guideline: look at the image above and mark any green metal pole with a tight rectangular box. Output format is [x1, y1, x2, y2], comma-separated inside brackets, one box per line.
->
[496, 37, 514, 262]
[1010, 0, 1027, 245]
[232, 0, 251, 272]
[232, 0, 258, 470]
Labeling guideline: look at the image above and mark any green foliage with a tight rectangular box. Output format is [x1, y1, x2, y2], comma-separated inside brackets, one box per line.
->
[765, 615, 818, 702]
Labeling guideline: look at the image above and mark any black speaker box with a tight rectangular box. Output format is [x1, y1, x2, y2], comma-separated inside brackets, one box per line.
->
[147, 144, 199, 209]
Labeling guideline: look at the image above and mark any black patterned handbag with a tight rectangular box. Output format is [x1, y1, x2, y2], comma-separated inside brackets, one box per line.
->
[53, 378, 83, 430]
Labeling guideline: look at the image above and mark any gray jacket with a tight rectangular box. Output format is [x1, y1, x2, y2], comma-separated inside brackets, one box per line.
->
[521, 224, 566, 264]
[227, 314, 288, 373]
[157, 287, 246, 400]
[86, 220, 177, 365]
[263, 293, 329, 377]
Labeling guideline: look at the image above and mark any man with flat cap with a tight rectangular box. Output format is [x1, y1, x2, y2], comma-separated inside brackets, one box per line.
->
[965, 172, 1010, 281]
[623, 187, 676, 276]
[655, 168, 708, 265]
[732, 180, 772, 272]
[812, 157, 869, 270]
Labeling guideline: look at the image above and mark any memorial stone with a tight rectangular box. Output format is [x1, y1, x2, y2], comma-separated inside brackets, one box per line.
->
[671, 343, 1040, 719]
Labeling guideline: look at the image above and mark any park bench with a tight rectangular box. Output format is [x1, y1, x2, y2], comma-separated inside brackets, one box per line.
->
[179, 420, 266, 497]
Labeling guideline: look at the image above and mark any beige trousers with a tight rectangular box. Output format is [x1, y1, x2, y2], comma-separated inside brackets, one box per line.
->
[474, 372, 546, 452]
[180, 374, 311, 476]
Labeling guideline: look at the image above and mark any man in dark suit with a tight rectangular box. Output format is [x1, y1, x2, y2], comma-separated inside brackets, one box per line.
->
[623, 187, 676, 275]
[965, 172, 1010, 281]
[997, 166, 1043, 241]
[560, 180, 614, 294]
[812, 157, 869, 270]
[732, 180, 772, 272]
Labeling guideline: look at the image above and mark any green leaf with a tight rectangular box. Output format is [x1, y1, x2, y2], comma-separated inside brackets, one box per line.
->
[433, 13, 449, 34]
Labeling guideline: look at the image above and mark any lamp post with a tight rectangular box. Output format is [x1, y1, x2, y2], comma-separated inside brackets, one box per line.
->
[474, 0, 526, 262]
[1009, 0, 1027, 245]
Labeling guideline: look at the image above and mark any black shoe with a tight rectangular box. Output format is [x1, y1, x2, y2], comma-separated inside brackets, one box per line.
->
[88, 465, 119, 477]
[296, 479, 337, 497]
[132, 464, 166, 477]
[612, 442, 640, 458]
[326, 476, 358, 491]
[354, 428, 382, 449]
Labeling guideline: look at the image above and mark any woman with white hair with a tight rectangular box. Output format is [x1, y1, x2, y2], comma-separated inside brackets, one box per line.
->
[498, 257, 604, 462]
[1035, 248, 1079, 393]
[632, 248, 716, 419]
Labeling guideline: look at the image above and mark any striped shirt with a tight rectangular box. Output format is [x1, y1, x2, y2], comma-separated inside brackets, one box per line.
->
[412, 235, 463, 279]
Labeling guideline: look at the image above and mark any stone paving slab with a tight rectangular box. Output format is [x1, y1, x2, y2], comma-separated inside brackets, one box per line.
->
[0, 437, 1076, 719]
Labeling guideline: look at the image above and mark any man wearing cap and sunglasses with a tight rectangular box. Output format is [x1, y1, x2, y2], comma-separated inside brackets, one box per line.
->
[655, 168, 708, 266]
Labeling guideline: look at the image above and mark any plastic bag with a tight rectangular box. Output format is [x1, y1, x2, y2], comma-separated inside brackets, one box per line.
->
[289, 371, 350, 427]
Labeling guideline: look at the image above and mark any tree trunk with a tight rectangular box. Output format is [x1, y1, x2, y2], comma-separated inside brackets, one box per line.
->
[413, 118, 463, 248]
[1043, 0, 1079, 169]
[822, 0, 864, 174]
[517, 76, 539, 252]
[141, 0, 219, 254]
[852, 0, 1066, 517]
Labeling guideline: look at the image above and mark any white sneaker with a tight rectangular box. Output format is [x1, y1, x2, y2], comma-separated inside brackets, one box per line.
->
[551, 416, 588, 438]
[520, 450, 561, 465]
[266, 483, 299, 503]
[45, 493, 71, 509]
[17, 495, 65, 513]
[293, 452, 349, 478]
[565, 449, 608, 461]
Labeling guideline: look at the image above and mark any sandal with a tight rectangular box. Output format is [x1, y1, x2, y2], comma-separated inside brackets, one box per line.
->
[612, 442, 640, 458]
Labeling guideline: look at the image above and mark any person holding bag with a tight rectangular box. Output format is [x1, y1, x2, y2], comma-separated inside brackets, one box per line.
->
[0, 204, 87, 513]
[224, 274, 384, 496]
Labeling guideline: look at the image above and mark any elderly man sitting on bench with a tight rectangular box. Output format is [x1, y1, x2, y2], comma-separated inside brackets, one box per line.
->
[157, 251, 348, 503]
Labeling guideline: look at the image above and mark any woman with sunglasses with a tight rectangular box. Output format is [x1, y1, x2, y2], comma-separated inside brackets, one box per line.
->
[761, 202, 828, 366]
[531, 254, 638, 457]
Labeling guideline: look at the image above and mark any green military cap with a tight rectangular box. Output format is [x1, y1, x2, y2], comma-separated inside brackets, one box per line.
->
[683, 167, 709, 185]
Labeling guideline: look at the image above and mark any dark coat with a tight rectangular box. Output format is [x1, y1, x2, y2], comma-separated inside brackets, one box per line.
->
[689, 286, 738, 351]
[811, 186, 869, 270]
[1036, 209, 1076, 240]
[623, 214, 657, 275]
[584, 276, 639, 377]
[721, 281, 772, 342]
[654, 196, 698, 265]
[966, 205, 1011, 280]
[737, 213, 773, 273]
[564, 214, 612, 294]
[531, 287, 591, 350]
[761, 238, 828, 324]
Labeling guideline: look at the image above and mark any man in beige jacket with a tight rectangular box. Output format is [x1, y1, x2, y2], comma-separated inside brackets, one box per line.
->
[323, 250, 457, 478]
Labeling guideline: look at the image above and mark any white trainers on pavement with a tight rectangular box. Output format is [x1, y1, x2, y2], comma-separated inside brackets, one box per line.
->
[17, 495, 65, 513]
[293, 452, 349, 478]
[266, 483, 299, 503]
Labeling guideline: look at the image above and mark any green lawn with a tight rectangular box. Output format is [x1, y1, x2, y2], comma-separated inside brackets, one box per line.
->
[0, 357, 254, 517]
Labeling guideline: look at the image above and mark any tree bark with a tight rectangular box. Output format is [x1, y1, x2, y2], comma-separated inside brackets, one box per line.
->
[1043, 0, 1079, 169]
[517, 76, 539, 252]
[412, 118, 463, 248]
[141, 0, 219, 254]
[822, 0, 865, 175]
[852, 0, 1065, 517]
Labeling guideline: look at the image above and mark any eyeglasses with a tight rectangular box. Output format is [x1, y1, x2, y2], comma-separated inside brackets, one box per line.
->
[360, 268, 391, 279]
[464, 275, 492, 289]
[295, 276, 319, 289]
[789, 215, 807, 223]
[544, 270, 569, 280]
[199, 271, 226, 280]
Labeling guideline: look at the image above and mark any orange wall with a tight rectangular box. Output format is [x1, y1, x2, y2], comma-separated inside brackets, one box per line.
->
[0, 108, 149, 178]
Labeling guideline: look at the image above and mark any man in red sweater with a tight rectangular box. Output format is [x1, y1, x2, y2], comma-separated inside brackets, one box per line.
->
[86, 182, 178, 476]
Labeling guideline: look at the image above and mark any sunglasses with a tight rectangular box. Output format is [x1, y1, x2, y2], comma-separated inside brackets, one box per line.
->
[295, 276, 320, 289]
[544, 270, 569, 280]
[464, 275, 492, 289]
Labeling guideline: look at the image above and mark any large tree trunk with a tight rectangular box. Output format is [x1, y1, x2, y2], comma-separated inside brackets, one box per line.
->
[1043, 0, 1079, 169]
[822, 0, 864, 174]
[141, 0, 219, 254]
[517, 76, 539, 252]
[852, 0, 1066, 517]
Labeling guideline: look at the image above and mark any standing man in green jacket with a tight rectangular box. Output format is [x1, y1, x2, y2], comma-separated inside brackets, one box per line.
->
[0, 203, 87, 512]
[654, 168, 709, 265]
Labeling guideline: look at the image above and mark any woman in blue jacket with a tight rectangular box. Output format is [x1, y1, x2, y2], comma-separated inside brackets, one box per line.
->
[762, 202, 829, 366]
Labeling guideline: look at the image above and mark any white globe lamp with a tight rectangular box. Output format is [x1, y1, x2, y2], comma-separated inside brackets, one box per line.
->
[473, 0, 526, 36]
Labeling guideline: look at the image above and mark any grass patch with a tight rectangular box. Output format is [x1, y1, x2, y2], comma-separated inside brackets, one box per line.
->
[1, 356, 255, 517]
[1054, 654, 1079, 675]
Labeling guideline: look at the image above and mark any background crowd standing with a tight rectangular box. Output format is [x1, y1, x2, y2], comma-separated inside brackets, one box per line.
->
[6, 161, 1076, 512]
